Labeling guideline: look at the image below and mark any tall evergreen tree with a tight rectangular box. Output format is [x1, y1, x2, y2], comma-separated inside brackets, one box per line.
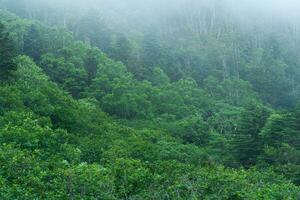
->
[231, 102, 270, 167]
[111, 35, 132, 66]
[85, 48, 100, 84]
[0, 22, 16, 82]
[23, 24, 42, 61]
[260, 105, 300, 165]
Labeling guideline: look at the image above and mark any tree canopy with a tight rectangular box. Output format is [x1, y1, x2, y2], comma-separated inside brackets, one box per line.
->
[0, 2, 300, 199]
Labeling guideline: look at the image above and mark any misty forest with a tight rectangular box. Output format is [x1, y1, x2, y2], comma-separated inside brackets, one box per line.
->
[1, 0, 300, 199]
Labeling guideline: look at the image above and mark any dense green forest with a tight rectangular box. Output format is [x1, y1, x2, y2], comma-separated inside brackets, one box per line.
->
[0, 0, 300, 199]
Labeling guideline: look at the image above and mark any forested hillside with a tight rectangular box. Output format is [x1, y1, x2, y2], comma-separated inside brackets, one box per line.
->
[0, 0, 300, 199]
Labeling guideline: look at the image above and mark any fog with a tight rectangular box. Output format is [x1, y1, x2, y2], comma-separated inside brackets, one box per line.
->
[3, 0, 300, 27]
[87, 0, 300, 25]
[75, 0, 300, 22]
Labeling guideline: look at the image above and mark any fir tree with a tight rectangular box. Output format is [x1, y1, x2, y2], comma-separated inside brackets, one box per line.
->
[0, 22, 16, 82]
[232, 102, 270, 167]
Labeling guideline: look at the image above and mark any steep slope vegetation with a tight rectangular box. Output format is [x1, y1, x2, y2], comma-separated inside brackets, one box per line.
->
[0, 7, 300, 199]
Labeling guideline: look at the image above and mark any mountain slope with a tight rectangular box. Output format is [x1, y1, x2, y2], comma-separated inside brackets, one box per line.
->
[0, 8, 300, 199]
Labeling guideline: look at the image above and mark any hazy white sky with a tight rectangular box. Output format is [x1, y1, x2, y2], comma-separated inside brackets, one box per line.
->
[4, 0, 300, 28]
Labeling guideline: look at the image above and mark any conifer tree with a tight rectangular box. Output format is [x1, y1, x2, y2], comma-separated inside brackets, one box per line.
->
[232, 102, 270, 167]
[0, 22, 16, 82]
[23, 24, 42, 61]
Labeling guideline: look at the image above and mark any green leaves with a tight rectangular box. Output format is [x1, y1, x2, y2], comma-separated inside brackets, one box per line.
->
[0, 21, 16, 81]
[0, 7, 300, 200]
[64, 163, 116, 200]
[231, 102, 271, 167]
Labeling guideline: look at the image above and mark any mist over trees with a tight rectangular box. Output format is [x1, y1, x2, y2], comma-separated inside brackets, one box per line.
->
[0, 0, 300, 199]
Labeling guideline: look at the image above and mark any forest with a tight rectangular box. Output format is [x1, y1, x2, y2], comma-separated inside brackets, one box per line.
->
[0, 0, 300, 199]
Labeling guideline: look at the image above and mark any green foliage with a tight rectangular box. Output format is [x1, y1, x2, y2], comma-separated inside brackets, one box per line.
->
[0, 22, 16, 81]
[168, 115, 210, 146]
[63, 163, 116, 199]
[0, 6, 299, 199]
[0, 85, 23, 114]
[23, 24, 42, 61]
[231, 102, 271, 167]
